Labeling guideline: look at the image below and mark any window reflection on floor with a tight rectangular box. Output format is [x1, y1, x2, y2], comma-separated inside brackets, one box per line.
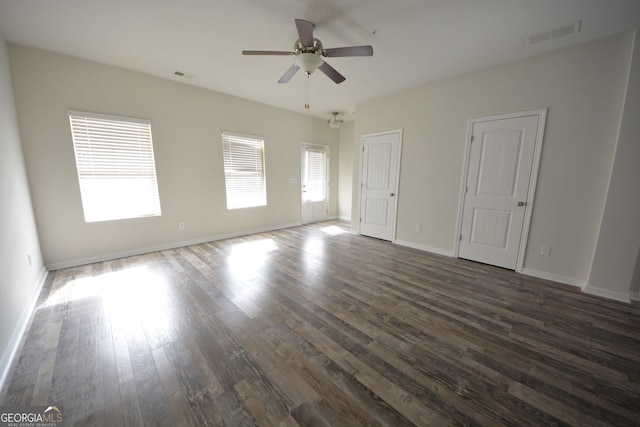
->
[226, 239, 278, 318]
[227, 239, 278, 281]
[41, 265, 171, 327]
[34, 225, 348, 325]
[321, 225, 346, 236]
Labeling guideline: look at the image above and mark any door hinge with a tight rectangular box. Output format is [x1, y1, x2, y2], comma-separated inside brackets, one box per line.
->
[362, 146, 365, 152]
[460, 234, 463, 241]
[360, 217, 362, 223]
[465, 186, 469, 194]
[361, 182, 363, 189]
[470, 135, 474, 143]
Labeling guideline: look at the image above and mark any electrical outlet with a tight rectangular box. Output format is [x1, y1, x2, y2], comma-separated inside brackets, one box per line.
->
[179, 222, 185, 231]
[415, 225, 421, 233]
[540, 245, 551, 256]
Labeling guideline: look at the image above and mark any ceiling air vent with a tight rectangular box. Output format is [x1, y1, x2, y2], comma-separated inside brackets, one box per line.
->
[525, 20, 581, 46]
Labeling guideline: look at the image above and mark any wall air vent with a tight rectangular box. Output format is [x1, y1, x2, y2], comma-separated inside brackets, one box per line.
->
[525, 20, 581, 46]
[173, 70, 195, 79]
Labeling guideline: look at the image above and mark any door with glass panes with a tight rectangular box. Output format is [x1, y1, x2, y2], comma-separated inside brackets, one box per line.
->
[301, 144, 329, 224]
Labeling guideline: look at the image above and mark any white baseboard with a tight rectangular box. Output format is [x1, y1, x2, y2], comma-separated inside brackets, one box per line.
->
[47, 222, 302, 270]
[0, 266, 48, 392]
[338, 215, 351, 222]
[630, 290, 639, 301]
[582, 285, 632, 304]
[523, 268, 632, 303]
[520, 268, 585, 289]
[394, 240, 455, 257]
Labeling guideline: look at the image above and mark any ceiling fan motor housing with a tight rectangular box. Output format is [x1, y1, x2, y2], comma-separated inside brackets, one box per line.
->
[295, 38, 323, 54]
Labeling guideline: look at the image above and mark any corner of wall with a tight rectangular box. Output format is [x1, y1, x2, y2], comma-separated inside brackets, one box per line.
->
[0, 267, 48, 393]
[0, 35, 48, 393]
[585, 29, 640, 301]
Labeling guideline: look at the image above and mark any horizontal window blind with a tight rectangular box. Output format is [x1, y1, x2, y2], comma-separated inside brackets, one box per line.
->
[222, 132, 266, 209]
[68, 111, 161, 222]
[304, 149, 327, 202]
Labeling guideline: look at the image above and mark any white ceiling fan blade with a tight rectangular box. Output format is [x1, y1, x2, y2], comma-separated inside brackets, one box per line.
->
[323, 45, 373, 57]
[278, 64, 300, 83]
[295, 19, 315, 47]
[318, 61, 345, 84]
[242, 50, 294, 56]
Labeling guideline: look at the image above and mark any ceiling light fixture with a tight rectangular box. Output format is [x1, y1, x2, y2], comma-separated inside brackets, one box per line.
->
[327, 112, 344, 129]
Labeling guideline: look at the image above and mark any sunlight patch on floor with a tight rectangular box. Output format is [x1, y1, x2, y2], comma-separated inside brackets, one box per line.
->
[40, 265, 170, 325]
[321, 225, 346, 236]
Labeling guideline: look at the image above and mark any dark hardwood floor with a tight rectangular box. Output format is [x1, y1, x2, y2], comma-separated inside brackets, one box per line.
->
[2, 220, 640, 426]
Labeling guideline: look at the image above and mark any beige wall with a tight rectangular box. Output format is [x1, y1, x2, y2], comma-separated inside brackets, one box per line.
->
[9, 45, 340, 268]
[0, 37, 46, 387]
[338, 121, 355, 221]
[352, 31, 634, 286]
[587, 30, 640, 301]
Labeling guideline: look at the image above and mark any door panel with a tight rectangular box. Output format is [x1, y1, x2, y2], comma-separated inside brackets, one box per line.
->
[470, 208, 512, 248]
[459, 115, 539, 269]
[476, 130, 522, 195]
[364, 198, 389, 226]
[360, 130, 402, 241]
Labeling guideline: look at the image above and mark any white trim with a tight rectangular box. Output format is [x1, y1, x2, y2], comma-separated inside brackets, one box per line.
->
[517, 110, 547, 272]
[338, 215, 351, 221]
[582, 285, 632, 304]
[630, 290, 640, 301]
[0, 267, 48, 392]
[521, 267, 585, 288]
[455, 109, 547, 272]
[394, 240, 455, 257]
[46, 222, 301, 270]
[221, 129, 265, 142]
[67, 109, 151, 125]
[453, 119, 475, 255]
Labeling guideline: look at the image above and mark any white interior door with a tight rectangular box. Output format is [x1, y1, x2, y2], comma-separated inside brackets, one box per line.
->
[359, 129, 402, 241]
[301, 144, 329, 224]
[458, 113, 543, 270]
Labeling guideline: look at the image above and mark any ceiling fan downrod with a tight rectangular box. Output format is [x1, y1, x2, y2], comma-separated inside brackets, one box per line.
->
[305, 72, 310, 109]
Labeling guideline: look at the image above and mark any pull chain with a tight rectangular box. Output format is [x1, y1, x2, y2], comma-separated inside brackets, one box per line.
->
[305, 72, 310, 109]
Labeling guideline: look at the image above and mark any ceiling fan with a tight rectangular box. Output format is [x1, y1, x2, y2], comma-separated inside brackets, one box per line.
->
[242, 19, 373, 86]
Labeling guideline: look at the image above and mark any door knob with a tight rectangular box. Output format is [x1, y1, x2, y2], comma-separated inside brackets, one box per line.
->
[390, 193, 395, 197]
[517, 201, 525, 207]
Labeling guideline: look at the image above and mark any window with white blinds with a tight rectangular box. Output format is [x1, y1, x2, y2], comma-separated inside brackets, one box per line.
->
[222, 131, 267, 209]
[68, 111, 161, 222]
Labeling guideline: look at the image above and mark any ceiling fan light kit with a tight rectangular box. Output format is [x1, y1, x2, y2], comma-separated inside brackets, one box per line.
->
[296, 52, 323, 75]
[327, 112, 344, 129]
[242, 19, 373, 109]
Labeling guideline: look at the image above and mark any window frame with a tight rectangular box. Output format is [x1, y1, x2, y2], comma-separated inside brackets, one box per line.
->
[221, 131, 267, 210]
[68, 110, 162, 223]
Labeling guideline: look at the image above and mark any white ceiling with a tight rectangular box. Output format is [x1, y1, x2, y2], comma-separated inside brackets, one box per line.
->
[1, 0, 639, 120]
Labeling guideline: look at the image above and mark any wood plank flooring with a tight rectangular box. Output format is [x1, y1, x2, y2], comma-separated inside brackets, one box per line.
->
[2, 220, 640, 426]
